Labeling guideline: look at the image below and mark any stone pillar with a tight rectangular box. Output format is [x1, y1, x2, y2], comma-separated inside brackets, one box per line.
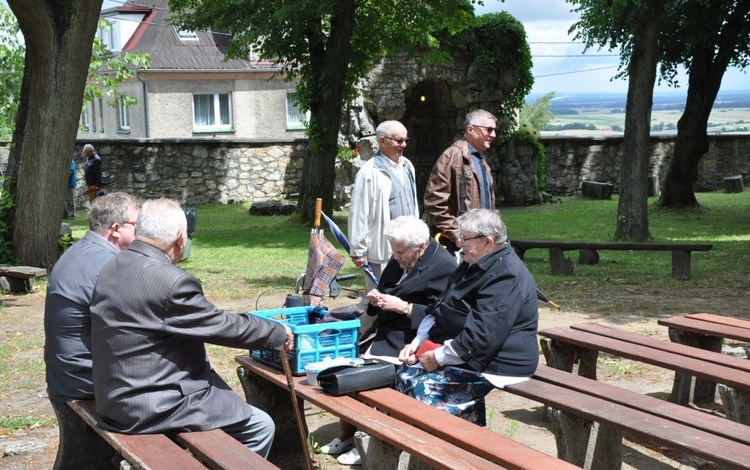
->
[500, 140, 542, 206]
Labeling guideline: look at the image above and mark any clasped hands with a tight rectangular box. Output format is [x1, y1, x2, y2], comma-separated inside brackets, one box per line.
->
[398, 343, 441, 372]
[366, 289, 407, 314]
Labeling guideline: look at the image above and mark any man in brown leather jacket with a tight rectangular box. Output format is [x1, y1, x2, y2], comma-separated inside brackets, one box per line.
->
[424, 109, 498, 253]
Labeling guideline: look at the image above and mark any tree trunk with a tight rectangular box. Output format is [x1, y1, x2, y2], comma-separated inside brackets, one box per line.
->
[297, 0, 356, 223]
[658, 0, 750, 208]
[4, 0, 102, 268]
[615, 0, 661, 241]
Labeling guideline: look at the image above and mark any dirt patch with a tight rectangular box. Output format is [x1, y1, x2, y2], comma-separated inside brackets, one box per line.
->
[0, 288, 747, 469]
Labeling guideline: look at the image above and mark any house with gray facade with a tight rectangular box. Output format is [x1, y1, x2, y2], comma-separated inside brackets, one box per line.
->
[77, 0, 306, 141]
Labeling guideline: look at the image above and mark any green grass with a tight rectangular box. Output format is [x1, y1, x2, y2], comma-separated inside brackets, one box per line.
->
[64, 191, 749, 316]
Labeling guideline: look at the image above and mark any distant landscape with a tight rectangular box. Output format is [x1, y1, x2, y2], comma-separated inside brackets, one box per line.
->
[535, 89, 750, 136]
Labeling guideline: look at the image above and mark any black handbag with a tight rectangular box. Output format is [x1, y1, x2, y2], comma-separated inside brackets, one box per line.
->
[316, 361, 396, 396]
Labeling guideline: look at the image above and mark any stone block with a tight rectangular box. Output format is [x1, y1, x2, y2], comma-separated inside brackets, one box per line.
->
[248, 200, 297, 216]
[723, 174, 744, 193]
[581, 181, 614, 199]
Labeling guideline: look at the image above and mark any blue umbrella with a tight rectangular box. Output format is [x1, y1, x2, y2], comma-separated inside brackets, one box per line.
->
[321, 212, 379, 286]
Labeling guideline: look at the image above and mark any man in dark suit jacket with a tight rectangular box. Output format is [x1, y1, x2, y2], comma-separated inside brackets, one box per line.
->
[90, 198, 292, 458]
[45, 192, 141, 468]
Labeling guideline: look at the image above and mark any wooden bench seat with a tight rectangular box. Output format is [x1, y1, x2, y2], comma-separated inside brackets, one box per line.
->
[510, 239, 712, 279]
[539, 324, 750, 422]
[503, 365, 750, 469]
[0, 265, 47, 293]
[235, 354, 574, 470]
[659, 314, 750, 343]
[65, 400, 277, 470]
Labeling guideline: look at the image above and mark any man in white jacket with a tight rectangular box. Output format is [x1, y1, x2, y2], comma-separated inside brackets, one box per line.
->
[348, 120, 419, 295]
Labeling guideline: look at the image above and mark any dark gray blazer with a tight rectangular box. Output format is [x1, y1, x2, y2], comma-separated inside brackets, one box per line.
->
[45, 231, 120, 404]
[90, 240, 287, 433]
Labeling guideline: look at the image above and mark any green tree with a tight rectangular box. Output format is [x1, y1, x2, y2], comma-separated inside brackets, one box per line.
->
[0, 6, 25, 140]
[519, 92, 555, 132]
[1, 1, 149, 267]
[169, 0, 486, 221]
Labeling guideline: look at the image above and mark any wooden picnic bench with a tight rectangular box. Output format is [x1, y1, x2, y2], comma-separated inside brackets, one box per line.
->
[235, 354, 575, 470]
[510, 240, 712, 280]
[503, 364, 750, 469]
[0, 265, 47, 293]
[538, 323, 750, 423]
[59, 399, 277, 470]
[658, 313, 750, 422]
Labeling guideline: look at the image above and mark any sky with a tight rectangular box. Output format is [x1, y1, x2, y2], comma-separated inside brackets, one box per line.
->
[476, 0, 748, 96]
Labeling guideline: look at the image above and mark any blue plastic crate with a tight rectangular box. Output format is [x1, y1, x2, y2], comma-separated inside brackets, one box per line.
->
[249, 306, 360, 375]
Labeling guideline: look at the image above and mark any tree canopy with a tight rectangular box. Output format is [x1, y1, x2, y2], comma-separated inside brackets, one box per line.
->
[168, 0, 501, 221]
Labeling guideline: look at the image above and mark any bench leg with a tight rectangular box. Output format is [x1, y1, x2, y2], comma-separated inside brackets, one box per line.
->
[53, 402, 118, 470]
[585, 421, 623, 470]
[549, 248, 574, 275]
[540, 339, 598, 380]
[548, 408, 591, 467]
[718, 385, 750, 425]
[672, 250, 691, 280]
[355, 430, 424, 470]
[236, 366, 306, 457]
[666, 328, 722, 405]
[577, 249, 600, 265]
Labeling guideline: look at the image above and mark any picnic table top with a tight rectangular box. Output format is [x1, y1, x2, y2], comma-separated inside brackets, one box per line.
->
[658, 314, 750, 343]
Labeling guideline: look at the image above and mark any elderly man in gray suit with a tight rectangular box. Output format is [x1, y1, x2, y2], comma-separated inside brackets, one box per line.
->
[45, 192, 141, 468]
[90, 198, 292, 458]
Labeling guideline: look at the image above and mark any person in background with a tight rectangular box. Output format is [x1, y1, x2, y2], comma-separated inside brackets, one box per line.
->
[348, 120, 419, 335]
[83, 144, 102, 204]
[423, 109, 499, 254]
[90, 198, 293, 458]
[397, 209, 539, 425]
[320, 216, 456, 465]
[64, 157, 77, 220]
[45, 192, 141, 468]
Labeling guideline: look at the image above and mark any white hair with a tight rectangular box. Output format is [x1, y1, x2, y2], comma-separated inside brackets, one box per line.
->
[136, 198, 187, 248]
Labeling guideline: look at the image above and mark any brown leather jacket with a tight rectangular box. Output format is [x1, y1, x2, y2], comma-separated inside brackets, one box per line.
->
[423, 139, 494, 242]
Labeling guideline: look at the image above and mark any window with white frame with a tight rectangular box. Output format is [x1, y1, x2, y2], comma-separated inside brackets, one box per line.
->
[286, 92, 309, 130]
[177, 29, 198, 41]
[193, 93, 232, 132]
[80, 109, 90, 131]
[98, 97, 105, 132]
[91, 101, 97, 132]
[117, 96, 130, 132]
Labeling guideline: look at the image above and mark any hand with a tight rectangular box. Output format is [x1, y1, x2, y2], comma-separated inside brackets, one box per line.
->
[398, 344, 417, 365]
[366, 289, 380, 305]
[282, 325, 294, 352]
[418, 350, 441, 372]
[351, 256, 367, 268]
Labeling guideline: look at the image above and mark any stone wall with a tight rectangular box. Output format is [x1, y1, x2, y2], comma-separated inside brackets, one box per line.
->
[0, 136, 746, 208]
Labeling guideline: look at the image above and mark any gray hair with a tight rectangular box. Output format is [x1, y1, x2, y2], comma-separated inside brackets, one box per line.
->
[136, 198, 187, 247]
[384, 216, 430, 250]
[463, 109, 497, 130]
[457, 209, 507, 244]
[89, 192, 141, 234]
[375, 120, 404, 139]
[82, 144, 95, 156]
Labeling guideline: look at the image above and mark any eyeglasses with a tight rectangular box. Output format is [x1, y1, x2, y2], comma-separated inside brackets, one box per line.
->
[458, 234, 485, 243]
[383, 136, 411, 145]
[471, 124, 497, 135]
[122, 221, 137, 228]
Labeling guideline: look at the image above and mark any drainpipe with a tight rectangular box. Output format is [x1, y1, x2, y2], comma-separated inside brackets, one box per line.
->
[135, 70, 150, 138]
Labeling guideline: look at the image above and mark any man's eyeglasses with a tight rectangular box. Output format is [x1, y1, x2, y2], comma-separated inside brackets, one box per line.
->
[122, 221, 137, 228]
[383, 136, 411, 145]
[472, 124, 497, 135]
[458, 234, 485, 243]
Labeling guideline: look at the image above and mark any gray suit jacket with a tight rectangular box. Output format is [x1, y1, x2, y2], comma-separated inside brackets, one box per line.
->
[90, 240, 287, 433]
[45, 231, 120, 404]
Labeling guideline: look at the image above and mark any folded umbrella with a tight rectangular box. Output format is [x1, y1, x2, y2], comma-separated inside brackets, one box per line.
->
[321, 211, 379, 286]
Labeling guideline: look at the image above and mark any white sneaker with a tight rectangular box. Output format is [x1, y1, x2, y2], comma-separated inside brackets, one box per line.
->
[337, 448, 361, 465]
[319, 436, 354, 454]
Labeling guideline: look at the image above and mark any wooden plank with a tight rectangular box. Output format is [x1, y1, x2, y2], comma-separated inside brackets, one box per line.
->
[69, 400, 206, 470]
[236, 356, 504, 470]
[533, 365, 750, 447]
[658, 316, 750, 343]
[511, 240, 712, 252]
[685, 313, 750, 331]
[571, 323, 750, 373]
[354, 386, 577, 470]
[538, 327, 750, 391]
[0, 266, 47, 278]
[504, 378, 750, 469]
[174, 429, 279, 470]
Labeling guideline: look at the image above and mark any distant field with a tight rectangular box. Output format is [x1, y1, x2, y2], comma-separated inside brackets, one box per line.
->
[543, 91, 750, 135]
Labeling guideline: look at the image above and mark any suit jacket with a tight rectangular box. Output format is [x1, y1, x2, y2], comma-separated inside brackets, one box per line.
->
[366, 238, 456, 357]
[90, 240, 288, 434]
[44, 231, 121, 404]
